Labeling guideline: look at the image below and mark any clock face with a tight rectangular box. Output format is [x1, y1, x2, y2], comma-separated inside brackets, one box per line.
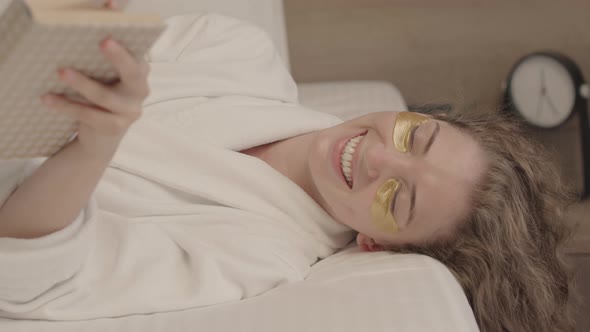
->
[510, 55, 576, 128]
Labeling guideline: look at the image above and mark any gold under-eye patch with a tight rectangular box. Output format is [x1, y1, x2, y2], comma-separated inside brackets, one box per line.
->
[369, 112, 429, 234]
[371, 178, 401, 234]
[392, 112, 430, 153]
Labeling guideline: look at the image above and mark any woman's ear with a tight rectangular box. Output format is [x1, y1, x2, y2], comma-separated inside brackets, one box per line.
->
[356, 233, 385, 252]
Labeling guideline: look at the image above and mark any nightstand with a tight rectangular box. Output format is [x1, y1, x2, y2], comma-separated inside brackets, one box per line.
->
[564, 198, 590, 332]
[565, 198, 590, 254]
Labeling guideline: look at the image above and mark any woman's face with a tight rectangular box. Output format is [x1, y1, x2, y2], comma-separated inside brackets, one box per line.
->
[306, 111, 488, 250]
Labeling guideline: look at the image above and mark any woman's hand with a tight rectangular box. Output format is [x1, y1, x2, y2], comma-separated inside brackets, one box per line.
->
[41, 38, 150, 159]
[92, 0, 130, 10]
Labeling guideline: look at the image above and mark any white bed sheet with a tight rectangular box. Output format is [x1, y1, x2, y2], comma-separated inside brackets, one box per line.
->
[0, 245, 478, 332]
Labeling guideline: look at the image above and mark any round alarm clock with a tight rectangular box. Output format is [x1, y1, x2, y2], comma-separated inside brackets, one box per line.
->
[504, 52, 588, 128]
[503, 52, 590, 197]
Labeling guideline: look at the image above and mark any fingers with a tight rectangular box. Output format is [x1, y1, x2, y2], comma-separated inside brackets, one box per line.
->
[51, 37, 148, 124]
[99, 38, 148, 89]
[43, 95, 112, 133]
[58, 68, 131, 113]
[58, 38, 150, 111]
[42, 94, 138, 136]
[106, 0, 130, 10]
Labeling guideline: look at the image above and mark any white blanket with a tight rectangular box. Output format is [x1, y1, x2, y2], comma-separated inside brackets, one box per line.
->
[0, 13, 355, 320]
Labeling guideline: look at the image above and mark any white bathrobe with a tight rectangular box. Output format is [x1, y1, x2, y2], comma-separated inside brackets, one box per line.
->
[0, 14, 355, 320]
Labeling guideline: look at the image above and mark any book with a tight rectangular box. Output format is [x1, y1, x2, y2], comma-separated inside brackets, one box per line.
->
[0, 0, 165, 159]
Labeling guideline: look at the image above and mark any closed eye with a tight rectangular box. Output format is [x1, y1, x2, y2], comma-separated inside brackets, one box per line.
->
[409, 121, 439, 154]
[389, 183, 400, 216]
[407, 126, 420, 152]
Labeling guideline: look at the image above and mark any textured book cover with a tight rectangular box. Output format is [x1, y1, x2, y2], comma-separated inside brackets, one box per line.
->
[0, 0, 165, 159]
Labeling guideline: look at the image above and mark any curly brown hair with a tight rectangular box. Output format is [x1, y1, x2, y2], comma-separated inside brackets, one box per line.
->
[392, 109, 577, 331]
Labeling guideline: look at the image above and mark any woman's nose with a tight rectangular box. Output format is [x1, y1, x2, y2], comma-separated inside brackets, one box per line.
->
[363, 142, 413, 181]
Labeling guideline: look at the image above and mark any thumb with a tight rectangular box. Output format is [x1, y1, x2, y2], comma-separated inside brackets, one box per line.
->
[92, 0, 129, 11]
[107, 0, 130, 10]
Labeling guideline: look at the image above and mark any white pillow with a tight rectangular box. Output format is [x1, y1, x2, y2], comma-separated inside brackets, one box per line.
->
[298, 80, 408, 120]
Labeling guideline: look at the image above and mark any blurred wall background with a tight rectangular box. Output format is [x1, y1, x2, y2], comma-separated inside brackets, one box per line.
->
[284, 0, 590, 112]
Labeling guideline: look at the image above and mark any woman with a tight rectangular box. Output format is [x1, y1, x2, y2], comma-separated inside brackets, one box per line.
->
[0, 4, 574, 332]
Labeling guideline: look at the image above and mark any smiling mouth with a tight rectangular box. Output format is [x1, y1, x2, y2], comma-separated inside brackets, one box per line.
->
[340, 134, 365, 188]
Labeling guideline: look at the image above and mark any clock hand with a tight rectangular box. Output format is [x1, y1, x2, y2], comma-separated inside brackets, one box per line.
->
[545, 93, 560, 116]
[536, 95, 543, 117]
[540, 69, 547, 96]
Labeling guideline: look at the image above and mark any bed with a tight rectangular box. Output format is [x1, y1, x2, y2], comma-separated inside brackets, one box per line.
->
[0, 1, 479, 331]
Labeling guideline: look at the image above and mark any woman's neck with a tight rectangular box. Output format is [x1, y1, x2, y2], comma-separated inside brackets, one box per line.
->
[241, 132, 320, 203]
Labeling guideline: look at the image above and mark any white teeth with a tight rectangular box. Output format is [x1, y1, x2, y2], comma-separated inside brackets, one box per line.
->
[340, 134, 364, 187]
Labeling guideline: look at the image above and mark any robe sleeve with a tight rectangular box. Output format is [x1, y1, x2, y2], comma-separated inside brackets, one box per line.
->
[143, 13, 298, 106]
[0, 158, 97, 315]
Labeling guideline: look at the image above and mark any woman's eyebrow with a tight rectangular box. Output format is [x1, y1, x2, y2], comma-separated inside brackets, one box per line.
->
[424, 122, 440, 154]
